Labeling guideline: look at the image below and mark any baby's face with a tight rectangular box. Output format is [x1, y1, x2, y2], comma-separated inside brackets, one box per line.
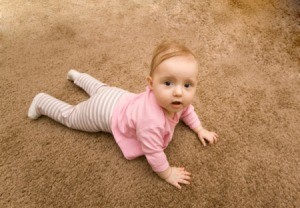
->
[148, 55, 199, 118]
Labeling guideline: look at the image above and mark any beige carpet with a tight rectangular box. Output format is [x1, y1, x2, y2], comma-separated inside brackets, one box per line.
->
[1, 0, 299, 207]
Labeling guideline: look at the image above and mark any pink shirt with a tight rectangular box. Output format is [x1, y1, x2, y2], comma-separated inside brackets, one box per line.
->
[111, 87, 201, 172]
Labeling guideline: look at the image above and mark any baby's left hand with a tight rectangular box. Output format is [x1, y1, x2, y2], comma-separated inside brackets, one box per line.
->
[197, 129, 219, 146]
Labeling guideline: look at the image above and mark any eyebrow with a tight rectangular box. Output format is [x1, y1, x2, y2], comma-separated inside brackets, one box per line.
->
[160, 76, 175, 80]
[160, 76, 197, 84]
[186, 78, 197, 84]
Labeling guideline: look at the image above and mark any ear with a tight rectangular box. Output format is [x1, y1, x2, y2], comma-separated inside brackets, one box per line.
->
[147, 76, 154, 90]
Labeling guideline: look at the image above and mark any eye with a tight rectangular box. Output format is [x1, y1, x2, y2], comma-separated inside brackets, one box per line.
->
[184, 83, 191, 88]
[165, 81, 172, 86]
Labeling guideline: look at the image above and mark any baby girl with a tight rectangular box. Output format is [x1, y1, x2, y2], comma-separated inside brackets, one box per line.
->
[28, 41, 218, 189]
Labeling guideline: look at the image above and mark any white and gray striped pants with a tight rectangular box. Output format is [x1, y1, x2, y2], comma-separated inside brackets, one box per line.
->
[35, 73, 127, 133]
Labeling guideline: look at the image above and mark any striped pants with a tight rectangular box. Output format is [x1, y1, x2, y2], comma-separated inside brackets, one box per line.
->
[35, 73, 127, 133]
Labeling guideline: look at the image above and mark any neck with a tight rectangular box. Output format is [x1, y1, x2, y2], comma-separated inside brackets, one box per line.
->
[164, 109, 175, 119]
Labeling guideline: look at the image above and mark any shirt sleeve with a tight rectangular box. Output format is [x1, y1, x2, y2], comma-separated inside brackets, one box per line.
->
[136, 127, 170, 172]
[180, 105, 201, 130]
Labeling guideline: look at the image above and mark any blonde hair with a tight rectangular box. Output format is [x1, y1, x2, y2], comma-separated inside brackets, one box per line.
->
[150, 40, 196, 76]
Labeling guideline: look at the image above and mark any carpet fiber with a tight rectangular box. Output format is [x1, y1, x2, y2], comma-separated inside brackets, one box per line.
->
[1, 0, 299, 207]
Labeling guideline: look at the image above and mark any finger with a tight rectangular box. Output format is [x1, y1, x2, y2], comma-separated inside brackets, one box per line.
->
[199, 136, 206, 146]
[182, 175, 192, 181]
[215, 133, 218, 140]
[178, 167, 185, 173]
[174, 183, 182, 189]
[214, 135, 218, 143]
[213, 132, 218, 138]
[179, 179, 191, 185]
[183, 170, 192, 175]
[215, 133, 219, 141]
[184, 173, 192, 177]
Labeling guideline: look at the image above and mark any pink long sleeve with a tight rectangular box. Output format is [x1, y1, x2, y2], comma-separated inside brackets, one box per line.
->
[136, 126, 170, 172]
[181, 105, 201, 130]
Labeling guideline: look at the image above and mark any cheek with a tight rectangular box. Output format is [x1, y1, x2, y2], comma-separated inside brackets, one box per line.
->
[186, 90, 196, 101]
[157, 91, 170, 101]
[157, 90, 172, 104]
[154, 88, 168, 99]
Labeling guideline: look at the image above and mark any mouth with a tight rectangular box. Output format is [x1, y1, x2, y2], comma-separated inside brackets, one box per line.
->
[171, 101, 183, 109]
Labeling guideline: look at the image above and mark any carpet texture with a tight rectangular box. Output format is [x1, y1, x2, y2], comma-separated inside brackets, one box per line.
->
[1, 0, 299, 207]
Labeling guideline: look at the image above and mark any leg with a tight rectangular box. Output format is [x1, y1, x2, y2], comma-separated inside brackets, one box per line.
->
[67, 70, 107, 96]
[28, 93, 73, 126]
[28, 93, 103, 132]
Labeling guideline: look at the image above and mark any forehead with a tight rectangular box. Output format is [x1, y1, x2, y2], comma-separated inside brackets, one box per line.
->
[154, 55, 199, 80]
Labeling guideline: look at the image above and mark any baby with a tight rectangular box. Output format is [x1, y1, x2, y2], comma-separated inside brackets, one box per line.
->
[28, 41, 218, 189]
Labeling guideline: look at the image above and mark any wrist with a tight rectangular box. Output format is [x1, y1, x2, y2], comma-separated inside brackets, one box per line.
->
[157, 167, 172, 180]
[165, 167, 172, 180]
[194, 126, 204, 134]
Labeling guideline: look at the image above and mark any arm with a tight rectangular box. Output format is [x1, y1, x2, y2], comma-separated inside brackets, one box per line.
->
[181, 105, 219, 146]
[137, 127, 192, 189]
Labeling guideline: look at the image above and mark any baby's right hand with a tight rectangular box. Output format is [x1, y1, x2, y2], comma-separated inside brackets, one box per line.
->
[165, 167, 192, 189]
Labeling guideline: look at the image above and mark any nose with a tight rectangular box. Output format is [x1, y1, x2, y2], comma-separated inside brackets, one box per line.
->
[173, 85, 183, 97]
